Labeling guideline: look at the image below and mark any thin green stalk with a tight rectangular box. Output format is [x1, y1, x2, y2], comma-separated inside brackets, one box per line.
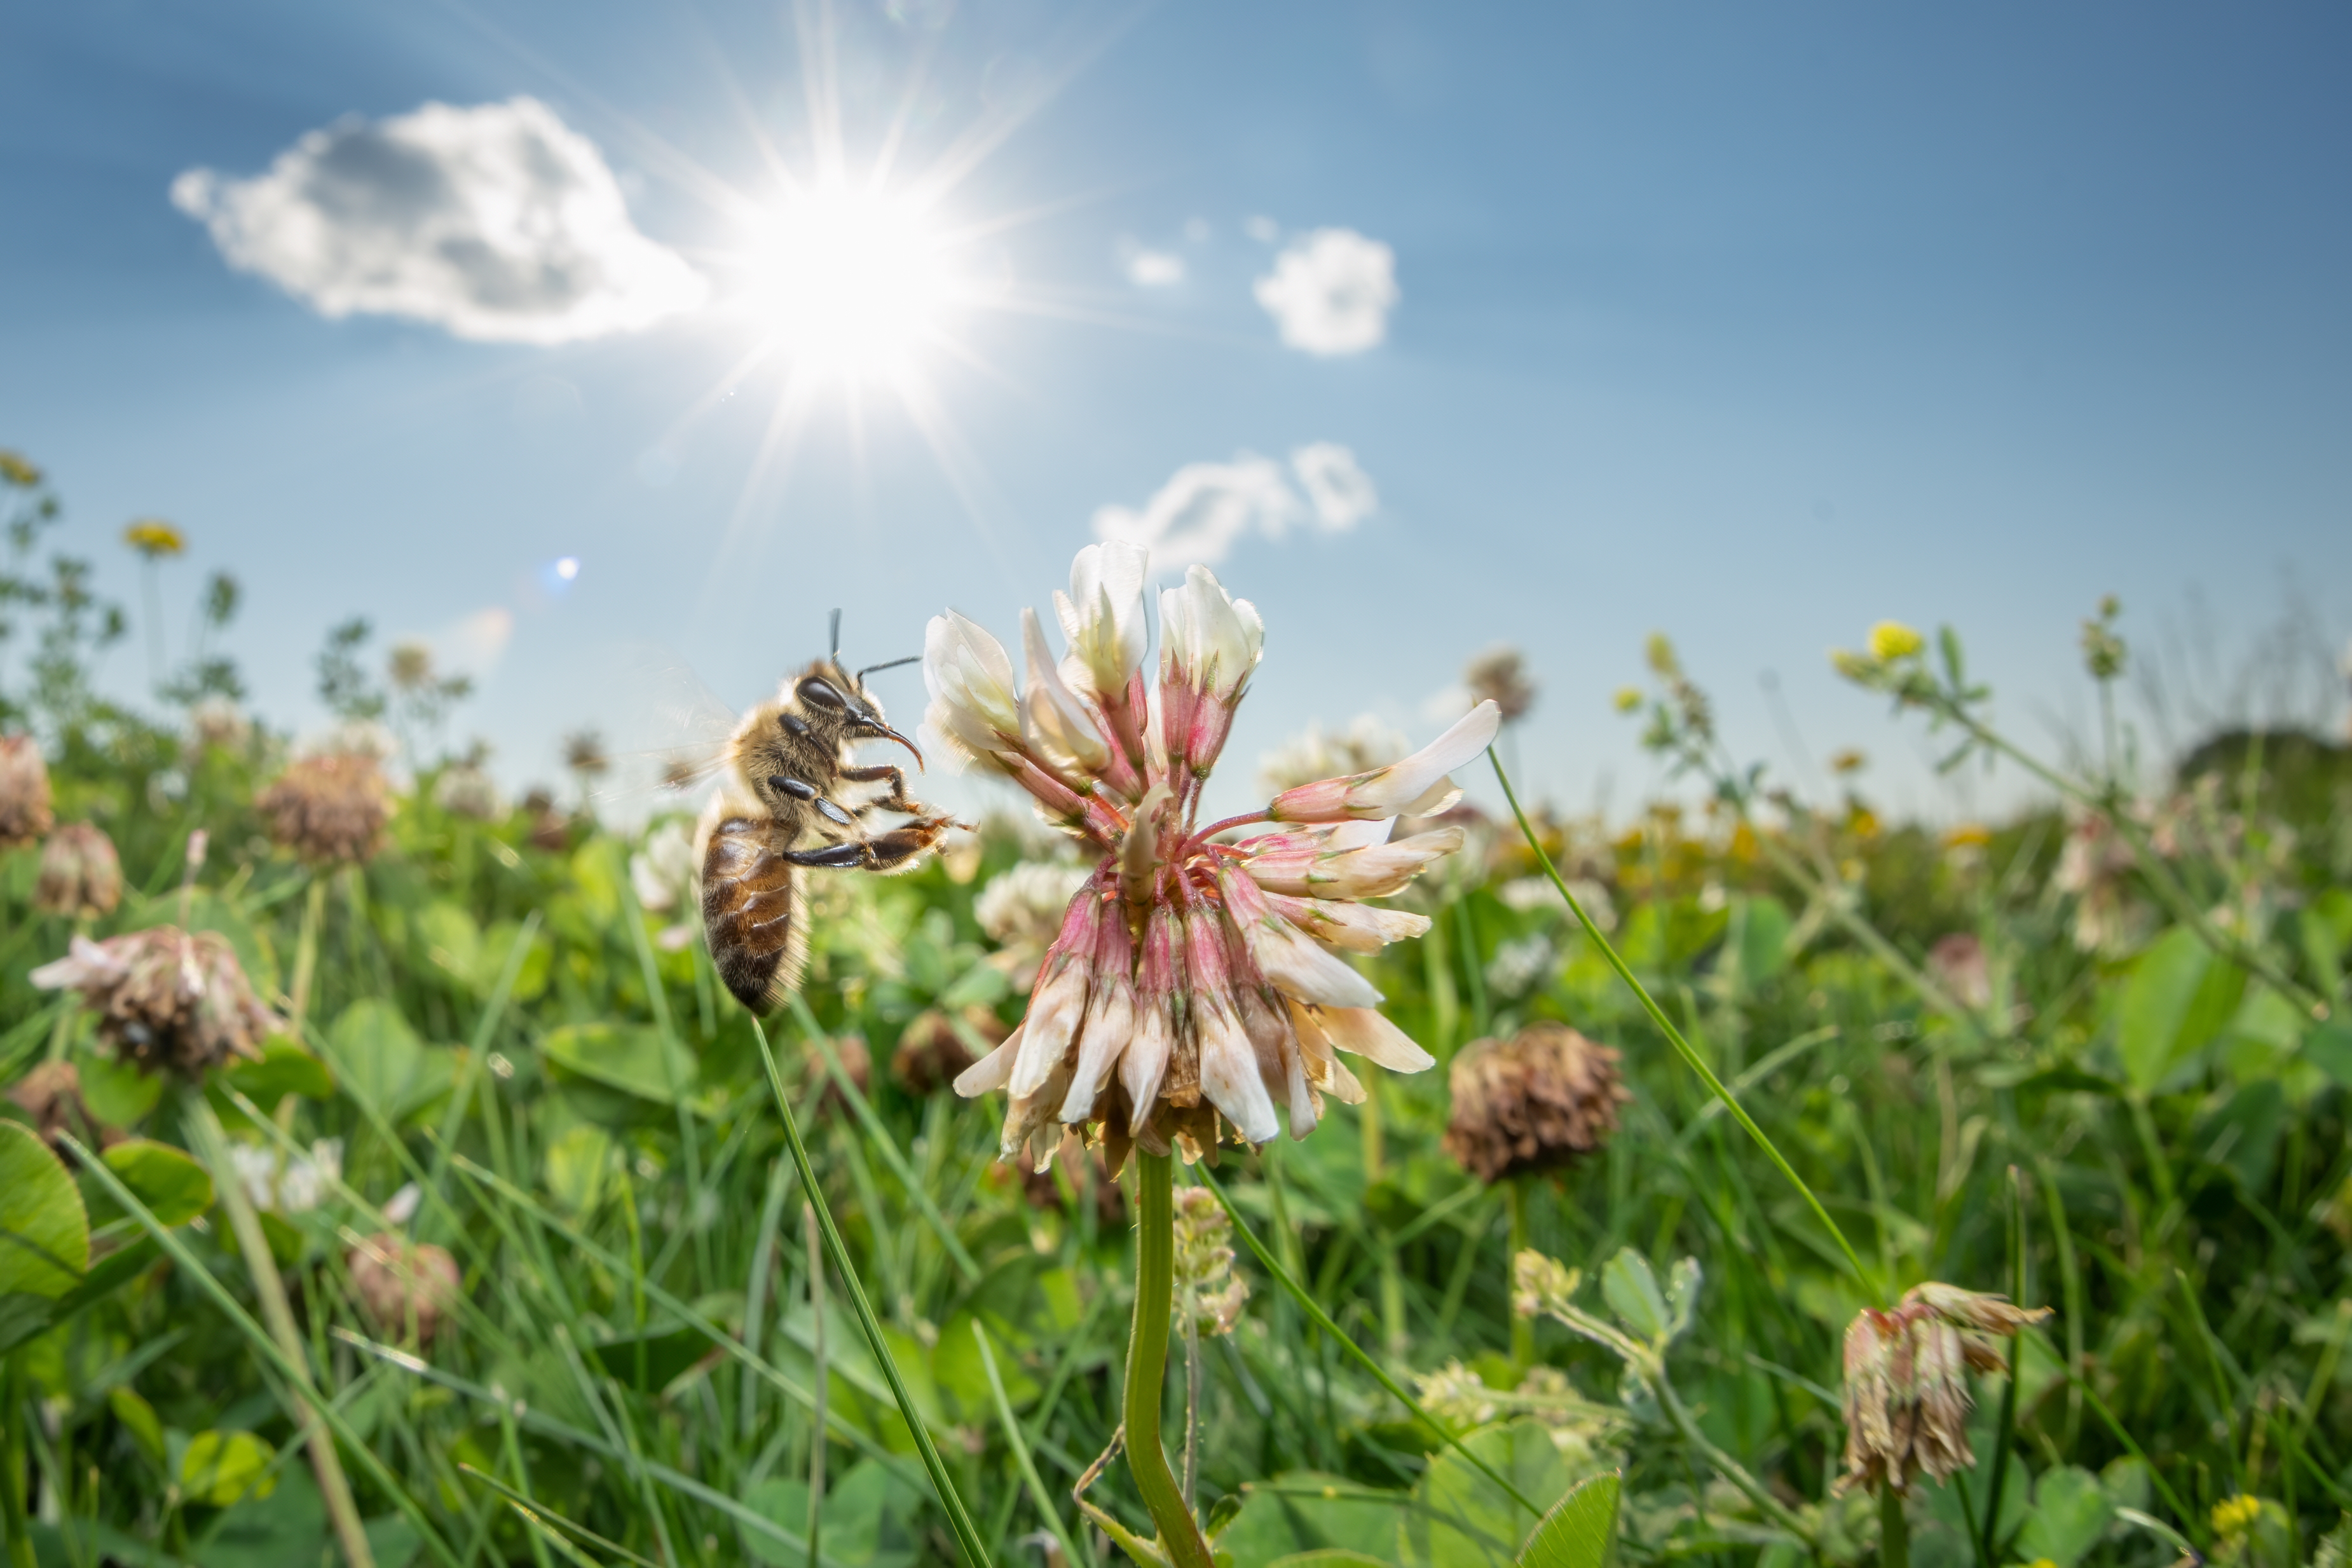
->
[806, 1203, 827, 1568]
[749, 1018, 993, 1568]
[1506, 1178, 1533, 1367]
[59, 1134, 462, 1568]
[1195, 1167, 1542, 1517]
[1977, 1169, 2025, 1562]
[743, 1156, 793, 1440]
[2036, 1159, 2087, 1452]
[973, 1321, 1086, 1568]
[1126, 1154, 1214, 1568]
[619, 872, 711, 1290]
[1489, 752, 1878, 1299]
[285, 875, 328, 1032]
[785, 992, 982, 1283]
[181, 1095, 378, 1568]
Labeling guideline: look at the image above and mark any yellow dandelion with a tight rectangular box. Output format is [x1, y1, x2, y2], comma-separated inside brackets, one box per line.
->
[1867, 620, 1923, 660]
[2211, 1494, 2262, 1536]
[123, 518, 186, 559]
[0, 452, 41, 488]
[1611, 686, 1642, 714]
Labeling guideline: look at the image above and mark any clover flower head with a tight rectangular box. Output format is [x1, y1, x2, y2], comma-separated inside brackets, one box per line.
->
[1444, 1023, 1631, 1184]
[258, 752, 391, 866]
[1837, 1281, 2052, 1495]
[34, 822, 124, 920]
[0, 733, 55, 852]
[941, 547, 1494, 1168]
[31, 926, 279, 1079]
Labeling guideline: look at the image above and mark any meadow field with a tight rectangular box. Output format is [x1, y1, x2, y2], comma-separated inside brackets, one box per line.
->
[2, 450, 2349, 1568]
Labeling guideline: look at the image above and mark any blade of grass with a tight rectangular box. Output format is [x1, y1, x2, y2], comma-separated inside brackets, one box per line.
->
[750, 1016, 995, 1568]
[784, 991, 982, 1284]
[972, 1320, 1086, 1568]
[422, 909, 541, 1237]
[59, 1133, 463, 1568]
[743, 1154, 794, 1440]
[458, 1468, 661, 1568]
[1489, 750, 1877, 1300]
[1193, 1165, 1541, 1518]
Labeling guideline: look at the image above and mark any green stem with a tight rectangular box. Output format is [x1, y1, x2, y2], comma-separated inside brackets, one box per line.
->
[1977, 1169, 2025, 1562]
[1880, 1485, 1908, 1568]
[1126, 1155, 1213, 1568]
[1506, 1178, 1533, 1368]
[805, 1203, 826, 1568]
[1489, 752, 1878, 1300]
[286, 876, 327, 1033]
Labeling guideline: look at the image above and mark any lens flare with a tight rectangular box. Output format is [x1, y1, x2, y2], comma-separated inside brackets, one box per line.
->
[742, 182, 956, 379]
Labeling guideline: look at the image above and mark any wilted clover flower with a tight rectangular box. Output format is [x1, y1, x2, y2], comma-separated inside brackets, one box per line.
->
[6, 1061, 107, 1151]
[347, 1232, 462, 1346]
[258, 751, 391, 866]
[943, 543, 1493, 1168]
[892, 1006, 1006, 1096]
[34, 822, 123, 920]
[1172, 1186, 1248, 1337]
[0, 733, 55, 852]
[1463, 645, 1537, 724]
[31, 927, 279, 1079]
[1442, 1023, 1631, 1184]
[1838, 1283, 2051, 1495]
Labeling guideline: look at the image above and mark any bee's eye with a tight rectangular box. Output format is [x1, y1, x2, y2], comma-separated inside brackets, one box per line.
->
[798, 678, 847, 711]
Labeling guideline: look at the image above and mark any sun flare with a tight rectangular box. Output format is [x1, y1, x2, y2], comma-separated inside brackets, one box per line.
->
[741, 182, 956, 379]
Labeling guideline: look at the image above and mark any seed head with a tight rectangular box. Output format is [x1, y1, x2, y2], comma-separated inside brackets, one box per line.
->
[1172, 1186, 1248, 1337]
[346, 1232, 462, 1346]
[1463, 646, 1537, 724]
[1442, 1023, 1631, 1184]
[0, 734, 55, 852]
[257, 752, 391, 866]
[1837, 1283, 2052, 1495]
[31, 927, 279, 1079]
[34, 822, 123, 920]
[942, 544, 1487, 1169]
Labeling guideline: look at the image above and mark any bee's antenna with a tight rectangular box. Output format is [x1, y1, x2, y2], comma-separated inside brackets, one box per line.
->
[856, 655, 921, 680]
[828, 608, 842, 662]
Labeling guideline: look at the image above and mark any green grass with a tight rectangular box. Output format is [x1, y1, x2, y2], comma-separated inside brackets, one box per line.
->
[1, 598, 2350, 1567]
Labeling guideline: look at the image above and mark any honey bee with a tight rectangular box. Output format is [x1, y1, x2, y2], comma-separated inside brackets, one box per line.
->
[699, 615, 960, 1012]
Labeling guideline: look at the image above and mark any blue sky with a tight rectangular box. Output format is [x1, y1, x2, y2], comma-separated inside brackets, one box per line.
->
[4, 1, 2348, 823]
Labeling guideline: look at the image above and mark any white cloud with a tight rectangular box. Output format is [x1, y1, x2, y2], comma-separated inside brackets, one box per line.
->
[1243, 215, 1280, 244]
[1252, 228, 1398, 356]
[172, 97, 707, 344]
[1091, 444, 1378, 566]
[1118, 238, 1185, 287]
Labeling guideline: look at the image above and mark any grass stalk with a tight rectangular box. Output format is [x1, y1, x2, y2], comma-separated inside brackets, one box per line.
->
[806, 1202, 827, 1568]
[1489, 751, 1878, 1299]
[3, 1349, 32, 1568]
[1125, 1154, 1214, 1568]
[749, 1017, 993, 1568]
[973, 1320, 1086, 1568]
[181, 1094, 378, 1568]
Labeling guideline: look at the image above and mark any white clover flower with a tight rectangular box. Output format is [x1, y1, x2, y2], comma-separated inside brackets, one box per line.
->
[936, 549, 1493, 1168]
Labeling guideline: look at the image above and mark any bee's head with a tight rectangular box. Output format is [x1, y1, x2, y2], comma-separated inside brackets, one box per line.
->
[791, 658, 924, 768]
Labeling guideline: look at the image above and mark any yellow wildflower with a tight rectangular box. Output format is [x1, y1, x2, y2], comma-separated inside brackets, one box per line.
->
[123, 518, 186, 558]
[1611, 686, 1642, 714]
[1945, 823, 1992, 850]
[2212, 1494, 2263, 1536]
[1867, 621, 1924, 660]
[1828, 748, 1867, 775]
[0, 452, 41, 487]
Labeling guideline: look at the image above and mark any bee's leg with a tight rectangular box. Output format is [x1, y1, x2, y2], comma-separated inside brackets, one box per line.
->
[838, 763, 922, 815]
[765, 773, 863, 829]
[782, 815, 957, 873]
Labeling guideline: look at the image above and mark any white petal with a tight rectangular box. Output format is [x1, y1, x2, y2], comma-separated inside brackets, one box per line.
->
[1121, 1006, 1173, 1133]
[1060, 973, 1134, 1122]
[1314, 1006, 1436, 1074]
[1348, 702, 1500, 815]
[1326, 818, 1394, 850]
[1197, 1004, 1279, 1145]
[1253, 920, 1383, 1008]
[953, 1028, 1022, 1096]
[1283, 1040, 1318, 1140]
[1010, 962, 1090, 1100]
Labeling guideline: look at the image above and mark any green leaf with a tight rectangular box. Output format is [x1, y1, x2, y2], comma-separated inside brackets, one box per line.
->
[180, 1429, 278, 1507]
[102, 1138, 214, 1227]
[108, 1385, 165, 1469]
[542, 1124, 612, 1215]
[1599, 1250, 1668, 1344]
[1738, 897, 1792, 987]
[225, 1037, 336, 1112]
[0, 1121, 89, 1298]
[2117, 927, 2243, 1093]
[2013, 1466, 2112, 1568]
[541, 1021, 698, 1107]
[2303, 1023, 2352, 1089]
[586, 1324, 711, 1394]
[71, 1047, 163, 1128]
[1267, 1554, 1393, 1568]
[1215, 1475, 1405, 1568]
[1399, 1421, 1572, 1568]
[324, 999, 425, 1117]
[1516, 1471, 1620, 1568]
[742, 1478, 810, 1567]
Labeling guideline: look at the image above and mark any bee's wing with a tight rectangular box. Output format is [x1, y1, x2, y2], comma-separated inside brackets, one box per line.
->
[598, 647, 751, 810]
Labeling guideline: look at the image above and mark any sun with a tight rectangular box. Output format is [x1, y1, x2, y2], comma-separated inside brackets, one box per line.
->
[740, 181, 957, 381]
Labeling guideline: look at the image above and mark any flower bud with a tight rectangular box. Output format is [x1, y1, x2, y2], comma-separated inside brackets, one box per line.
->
[34, 822, 123, 920]
[0, 733, 55, 852]
[1172, 1186, 1248, 1337]
[1442, 1023, 1631, 1185]
[1511, 1249, 1579, 1321]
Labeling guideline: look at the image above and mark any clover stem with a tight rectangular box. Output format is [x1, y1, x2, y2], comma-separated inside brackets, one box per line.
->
[1880, 1485, 1910, 1568]
[1126, 1153, 1214, 1568]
